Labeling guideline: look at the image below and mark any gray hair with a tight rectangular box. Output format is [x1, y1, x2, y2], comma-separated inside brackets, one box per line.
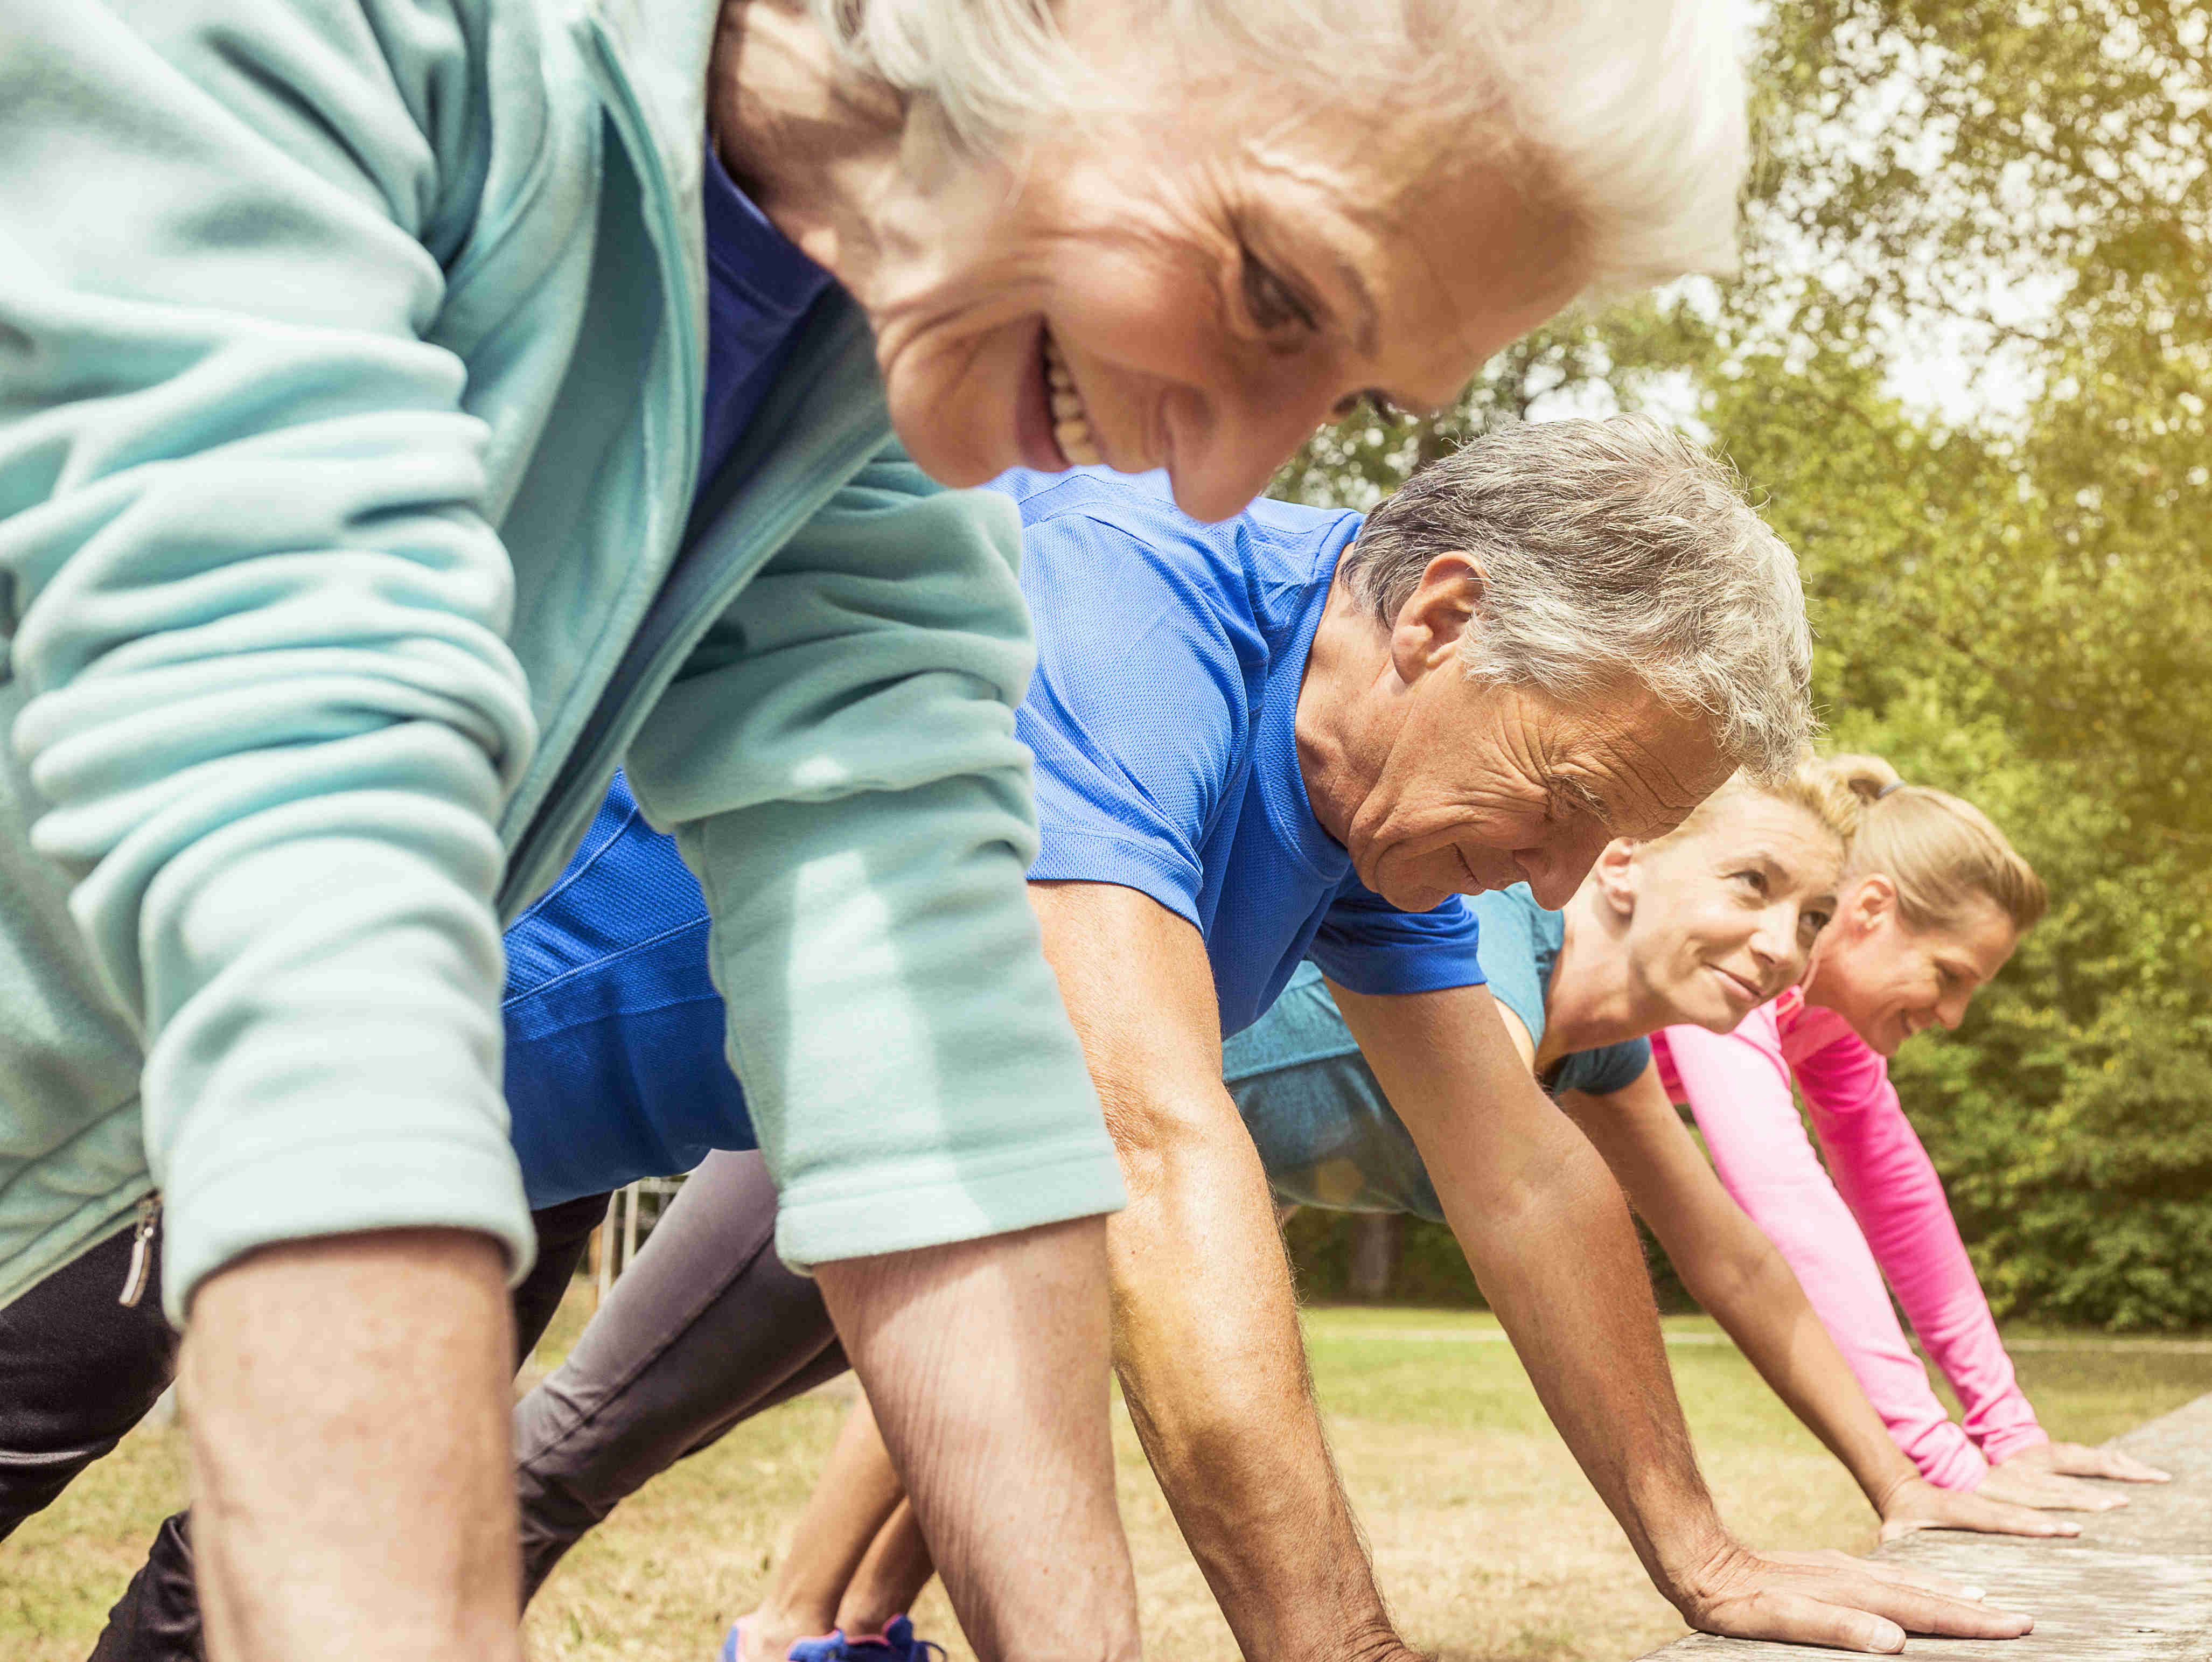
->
[807, 0, 1749, 290]
[1339, 415, 1813, 781]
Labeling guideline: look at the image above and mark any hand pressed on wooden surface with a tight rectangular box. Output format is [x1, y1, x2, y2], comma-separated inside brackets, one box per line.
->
[1675, 1541, 2034, 1654]
[2005, 1437, 2171, 1483]
[1978, 1443, 2162, 1511]
[1876, 1472, 2080, 1541]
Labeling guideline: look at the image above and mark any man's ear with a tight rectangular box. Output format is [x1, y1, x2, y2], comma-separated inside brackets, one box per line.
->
[1388, 553, 1486, 683]
[1590, 837, 1640, 919]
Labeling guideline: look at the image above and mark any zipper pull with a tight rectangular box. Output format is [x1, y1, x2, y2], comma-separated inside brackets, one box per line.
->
[118, 1195, 160, 1309]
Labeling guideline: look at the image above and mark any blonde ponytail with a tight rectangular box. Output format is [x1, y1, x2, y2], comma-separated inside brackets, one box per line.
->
[1818, 754, 2047, 936]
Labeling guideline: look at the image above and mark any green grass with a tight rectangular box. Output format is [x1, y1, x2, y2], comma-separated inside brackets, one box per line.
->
[6, 1296, 2209, 1662]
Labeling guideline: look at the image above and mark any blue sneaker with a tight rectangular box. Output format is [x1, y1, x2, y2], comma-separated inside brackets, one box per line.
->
[790, 1616, 945, 1662]
[719, 1616, 944, 1662]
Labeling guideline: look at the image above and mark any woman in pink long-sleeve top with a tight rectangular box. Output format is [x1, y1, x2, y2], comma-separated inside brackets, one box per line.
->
[1655, 756, 2168, 1510]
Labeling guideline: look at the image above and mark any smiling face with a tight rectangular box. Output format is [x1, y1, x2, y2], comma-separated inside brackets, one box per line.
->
[855, 72, 1589, 521]
[1297, 557, 1736, 913]
[1601, 793, 1846, 1032]
[1297, 566, 1736, 914]
[1351, 678, 1733, 914]
[1809, 882, 2020, 1056]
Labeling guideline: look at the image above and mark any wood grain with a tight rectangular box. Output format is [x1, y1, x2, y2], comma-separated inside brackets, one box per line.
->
[1638, 1392, 2212, 1658]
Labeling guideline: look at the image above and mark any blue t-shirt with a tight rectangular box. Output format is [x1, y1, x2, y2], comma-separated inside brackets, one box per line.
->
[499, 147, 827, 1209]
[997, 468, 1486, 1037]
[1223, 886, 1651, 1221]
[500, 468, 1495, 1206]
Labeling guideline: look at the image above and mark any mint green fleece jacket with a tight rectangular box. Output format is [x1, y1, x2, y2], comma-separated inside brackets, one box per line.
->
[0, 0, 1122, 1319]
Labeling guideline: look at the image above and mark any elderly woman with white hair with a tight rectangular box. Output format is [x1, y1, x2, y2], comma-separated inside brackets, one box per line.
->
[54, 421, 2035, 1660]
[3, 1, 1754, 1656]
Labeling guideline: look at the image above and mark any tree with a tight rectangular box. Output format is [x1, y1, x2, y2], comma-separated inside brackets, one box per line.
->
[1278, 1, 2212, 1325]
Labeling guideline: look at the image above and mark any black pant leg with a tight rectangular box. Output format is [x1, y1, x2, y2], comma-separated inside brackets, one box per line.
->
[513, 1192, 613, 1360]
[87, 1513, 200, 1662]
[513, 1149, 845, 1601]
[0, 1221, 177, 1541]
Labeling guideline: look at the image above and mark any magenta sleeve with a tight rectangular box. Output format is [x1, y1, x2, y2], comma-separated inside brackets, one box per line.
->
[1657, 1016, 1992, 1488]
[1788, 1032, 2047, 1466]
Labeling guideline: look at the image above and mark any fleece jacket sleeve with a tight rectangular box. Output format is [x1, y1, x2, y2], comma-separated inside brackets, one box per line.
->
[1, 0, 538, 1318]
[623, 453, 1125, 1269]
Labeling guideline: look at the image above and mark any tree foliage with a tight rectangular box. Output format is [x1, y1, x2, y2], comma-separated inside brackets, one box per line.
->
[1280, 2, 2212, 1325]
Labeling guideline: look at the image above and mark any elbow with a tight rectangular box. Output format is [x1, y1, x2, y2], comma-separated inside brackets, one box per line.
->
[1095, 1082, 1240, 1209]
[1682, 1241, 1796, 1327]
[1467, 1128, 1628, 1246]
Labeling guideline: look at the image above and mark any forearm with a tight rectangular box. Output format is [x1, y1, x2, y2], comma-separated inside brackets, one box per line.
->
[1807, 1102, 2042, 1460]
[817, 1219, 1138, 1662]
[1450, 1142, 1729, 1603]
[183, 1231, 521, 1662]
[1678, 1031, 1986, 1486]
[1107, 1124, 1403, 1662]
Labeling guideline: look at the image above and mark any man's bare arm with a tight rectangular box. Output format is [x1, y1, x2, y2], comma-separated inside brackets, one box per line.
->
[1030, 882, 1412, 1662]
[1331, 982, 2033, 1654]
[184, 1230, 523, 1662]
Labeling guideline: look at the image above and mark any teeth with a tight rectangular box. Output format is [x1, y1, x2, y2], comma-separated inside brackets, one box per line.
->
[1056, 421, 1101, 465]
[1041, 329, 1100, 466]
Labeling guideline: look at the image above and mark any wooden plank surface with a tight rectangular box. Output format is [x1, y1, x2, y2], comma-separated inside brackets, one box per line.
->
[1638, 1392, 2212, 1658]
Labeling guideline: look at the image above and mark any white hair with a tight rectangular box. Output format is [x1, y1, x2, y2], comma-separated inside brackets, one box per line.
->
[806, 0, 1749, 289]
[1338, 415, 1813, 781]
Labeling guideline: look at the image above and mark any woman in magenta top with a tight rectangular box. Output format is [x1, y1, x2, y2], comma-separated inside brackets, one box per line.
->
[1655, 756, 2168, 1506]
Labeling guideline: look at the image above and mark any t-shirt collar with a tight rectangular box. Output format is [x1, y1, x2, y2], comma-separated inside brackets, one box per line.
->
[1254, 525, 1362, 884]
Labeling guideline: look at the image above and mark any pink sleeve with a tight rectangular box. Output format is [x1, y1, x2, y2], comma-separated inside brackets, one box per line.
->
[1789, 1033, 2046, 1466]
[1656, 1018, 1992, 1489]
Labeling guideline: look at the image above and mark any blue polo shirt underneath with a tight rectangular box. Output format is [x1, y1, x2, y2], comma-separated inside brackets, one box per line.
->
[997, 467, 1485, 1037]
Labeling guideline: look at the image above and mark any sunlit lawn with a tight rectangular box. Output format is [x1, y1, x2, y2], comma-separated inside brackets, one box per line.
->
[8, 1293, 2210, 1662]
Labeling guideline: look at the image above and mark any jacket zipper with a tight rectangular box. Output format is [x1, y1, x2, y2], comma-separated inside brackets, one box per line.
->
[506, 22, 881, 899]
[118, 1193, 160, 1308]
[501, 17, 704, 900]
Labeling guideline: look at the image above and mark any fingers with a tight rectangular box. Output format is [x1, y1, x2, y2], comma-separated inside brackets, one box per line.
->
[2034, 1472, 2131, 1512]
[1829, 1553, 1992, 1599]
[1705, 1570, 2034, 1654]
[1980, 1463, 2130, 1511]
[1949, 1495, 2081, 1538]
[2048, 1442, 2172, 1483]
[1700, 1589, 1907, 1654]
[1881, 1495, 2078, 1542]
[1814, 1572, 2035, 1640]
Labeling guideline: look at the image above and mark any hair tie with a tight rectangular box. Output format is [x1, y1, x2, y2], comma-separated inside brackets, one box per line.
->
[1878, 779, 1907, 799]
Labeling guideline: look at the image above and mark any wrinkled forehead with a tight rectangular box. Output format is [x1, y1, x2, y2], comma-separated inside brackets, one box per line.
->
[1557, 688, 1734, 839]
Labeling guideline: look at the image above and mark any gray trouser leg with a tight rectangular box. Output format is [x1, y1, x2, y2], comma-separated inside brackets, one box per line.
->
[514, 1149, 847, 1601]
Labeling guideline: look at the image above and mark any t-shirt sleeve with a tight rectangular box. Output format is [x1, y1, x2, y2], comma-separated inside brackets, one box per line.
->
[1016, 513, 1247, 928]
[1308, 879, 1487, 997]
[1578, 1037, 1655, 1098]
[1462, 887, 1549, 1042]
